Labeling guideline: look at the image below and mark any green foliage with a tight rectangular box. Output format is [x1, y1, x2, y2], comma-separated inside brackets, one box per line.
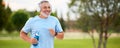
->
[50, 11, 57, 17]
[68, 0, 120, 48]
[76, 12, 89, 32]
[29, 10, 39, 17]
[11, 10, 29, 31]
[69, 0, 120, 33]
[0, 0, 7, 30]
[0, 0, 13, 32]
[112, 13, 120, 32]
[4, 21, 15, 33]
[68, 0, 76, 7]
[59, 17, 66, 31]
[4, 6, 14, 32]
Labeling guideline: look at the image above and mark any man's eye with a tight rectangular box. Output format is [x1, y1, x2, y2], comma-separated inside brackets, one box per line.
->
[43, 6, 51, 9]
[44, 7, 47, 9]
[48, 7, 51, 9]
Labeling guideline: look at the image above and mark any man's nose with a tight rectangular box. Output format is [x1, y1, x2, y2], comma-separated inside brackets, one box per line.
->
[46, 7, 51, 11]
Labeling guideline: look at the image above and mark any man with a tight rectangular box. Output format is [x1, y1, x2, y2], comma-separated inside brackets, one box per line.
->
[20, 1, 64, 48]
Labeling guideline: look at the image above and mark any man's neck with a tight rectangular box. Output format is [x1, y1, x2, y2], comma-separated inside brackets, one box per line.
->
[39, 15, 48, 19]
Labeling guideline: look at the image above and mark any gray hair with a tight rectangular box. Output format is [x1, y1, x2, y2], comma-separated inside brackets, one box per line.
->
[38, 1, 51, 11]
[39, 1, 50, 7]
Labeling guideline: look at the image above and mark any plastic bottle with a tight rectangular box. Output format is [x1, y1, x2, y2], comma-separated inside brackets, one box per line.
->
[33, 33, 39, 46]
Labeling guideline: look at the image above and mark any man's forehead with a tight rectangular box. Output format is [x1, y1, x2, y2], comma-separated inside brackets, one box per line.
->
[41, 3, 51, 7]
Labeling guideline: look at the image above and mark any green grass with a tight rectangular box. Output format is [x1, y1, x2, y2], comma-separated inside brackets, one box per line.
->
[55, 37, 120, 48]
[55, 39, 93, 48]
[107, 37, 120, 48]
[0, 37, 120, 48]
[0, 39, 30, 48]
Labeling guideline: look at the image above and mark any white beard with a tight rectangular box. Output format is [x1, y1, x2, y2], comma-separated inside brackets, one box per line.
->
[41, 12, 50, 18]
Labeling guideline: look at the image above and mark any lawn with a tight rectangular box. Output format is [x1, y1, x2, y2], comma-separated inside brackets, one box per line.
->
[0, 37, 120, 48]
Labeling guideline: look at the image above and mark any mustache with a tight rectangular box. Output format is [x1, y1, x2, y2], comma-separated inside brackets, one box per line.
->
[41, 12, 51, 17]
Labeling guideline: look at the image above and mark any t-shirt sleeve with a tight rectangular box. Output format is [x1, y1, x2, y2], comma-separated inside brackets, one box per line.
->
[55, 19, 63, 33]
[22, 18, 32, 33]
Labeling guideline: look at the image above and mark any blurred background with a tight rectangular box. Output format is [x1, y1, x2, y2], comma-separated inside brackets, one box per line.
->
[0, 0, 120, 48]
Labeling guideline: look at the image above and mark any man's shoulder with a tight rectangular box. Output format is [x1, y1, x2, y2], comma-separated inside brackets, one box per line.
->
[27, 16, 38, 22]
[49, 16, 58, 20]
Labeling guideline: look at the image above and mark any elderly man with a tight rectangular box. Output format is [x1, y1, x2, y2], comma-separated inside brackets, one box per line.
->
[20, 1, 64, 48]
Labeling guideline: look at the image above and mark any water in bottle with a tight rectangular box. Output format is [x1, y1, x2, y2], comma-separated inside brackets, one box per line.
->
[33, 32, 39, 46]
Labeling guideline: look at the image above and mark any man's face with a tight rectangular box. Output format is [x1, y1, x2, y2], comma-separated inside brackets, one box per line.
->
[40, 2, 51, 16]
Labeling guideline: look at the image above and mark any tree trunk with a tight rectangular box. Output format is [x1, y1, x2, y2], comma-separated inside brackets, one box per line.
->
[103, 15, 109, 48]
[98, 20, 104, 48]
[89, 30, 96, 48]
[103, 32, 108, 48]
[91, 33, 96, 48]
[98, 31, 103, 48]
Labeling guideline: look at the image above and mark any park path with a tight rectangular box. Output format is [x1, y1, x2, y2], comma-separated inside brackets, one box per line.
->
[0, 32, 120, 40]
[64, 32, 120, 39]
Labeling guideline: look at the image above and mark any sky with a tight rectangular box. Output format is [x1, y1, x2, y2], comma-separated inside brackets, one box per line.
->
[4, 0, 77, 21]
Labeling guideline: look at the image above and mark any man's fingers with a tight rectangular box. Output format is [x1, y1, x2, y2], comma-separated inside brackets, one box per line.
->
[30, 38, 38, 44]
[49, 29, 55, 36]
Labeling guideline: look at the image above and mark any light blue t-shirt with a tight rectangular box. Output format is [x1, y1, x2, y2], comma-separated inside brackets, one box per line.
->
[22, 15, 63, 48]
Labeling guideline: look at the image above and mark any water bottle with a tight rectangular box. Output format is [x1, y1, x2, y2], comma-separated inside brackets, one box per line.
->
[33, 33, 39, 46]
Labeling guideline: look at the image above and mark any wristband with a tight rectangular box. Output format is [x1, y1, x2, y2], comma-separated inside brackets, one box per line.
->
[55, 32, 58, 36]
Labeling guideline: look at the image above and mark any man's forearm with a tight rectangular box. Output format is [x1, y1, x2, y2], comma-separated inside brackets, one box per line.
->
[20, 30, 31, 43]
[56, 32, 64, 40]
[49, 29, 64, 39]
[20, 30, 38, 44]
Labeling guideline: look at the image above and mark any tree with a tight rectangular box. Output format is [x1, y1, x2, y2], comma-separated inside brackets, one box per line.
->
[0, 0, 6, 31]
[4, 5, 14, 33]
[59, 14, 66, 31]
[112, 13, 120, 32]
[11, 10, 29, 31]
[29, 10, 39, 17]
[76, 11, 97, 48]
[68, 0, 120, 48]
[5, 20, 15, 33]
[50, 10, 57, 17]
[0, 1, 13, 32]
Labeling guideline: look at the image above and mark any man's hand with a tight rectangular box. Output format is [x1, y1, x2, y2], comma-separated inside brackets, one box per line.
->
[56, 32, 64, 40]
[30, 38, 38, 44]
[49, 28, 55, 36]
[49, 28, 64, 39]
[20, 31, 38, 44]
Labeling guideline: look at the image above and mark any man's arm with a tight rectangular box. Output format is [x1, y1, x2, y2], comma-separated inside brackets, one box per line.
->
[20, 30, 38, 44]
[56, 32, 64, 40]
[49, 29, 64, 40]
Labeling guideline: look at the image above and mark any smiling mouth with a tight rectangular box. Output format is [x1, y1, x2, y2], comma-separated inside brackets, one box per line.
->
[45, 11, 51, 15]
